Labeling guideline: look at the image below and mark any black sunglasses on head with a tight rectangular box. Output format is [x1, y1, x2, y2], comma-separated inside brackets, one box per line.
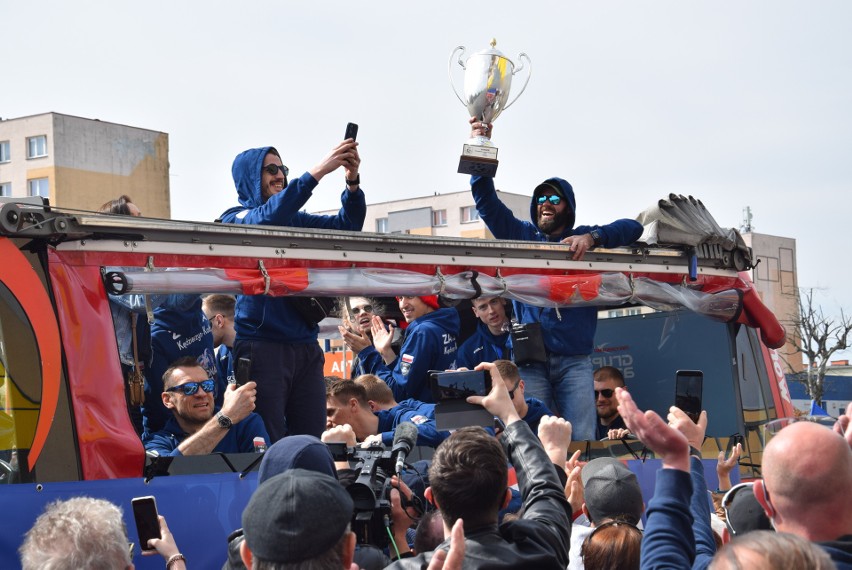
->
[262, 163, 289, 177]
[594, 388, 615, 398]
[167, 379, 216, 396]
[536, 195, 562, 206]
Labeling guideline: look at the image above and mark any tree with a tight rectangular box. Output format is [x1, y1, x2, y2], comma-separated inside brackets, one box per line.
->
[784, 288, 852, 406]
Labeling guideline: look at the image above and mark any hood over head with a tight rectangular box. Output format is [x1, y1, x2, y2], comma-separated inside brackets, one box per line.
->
[231, 146, 280, 209]
[529, 177, 576, 233]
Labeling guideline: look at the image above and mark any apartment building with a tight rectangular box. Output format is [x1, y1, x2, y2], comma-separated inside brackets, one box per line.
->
[0, 112, 170, 218]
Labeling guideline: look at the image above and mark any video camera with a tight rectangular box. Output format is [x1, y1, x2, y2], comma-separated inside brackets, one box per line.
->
[327, 422, 419, 548]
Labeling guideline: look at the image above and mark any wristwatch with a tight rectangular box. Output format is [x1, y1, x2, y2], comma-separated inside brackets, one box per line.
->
[216, 411, 233, 429]
[590, 228, 603, 247]
[345, 174, 360, 186]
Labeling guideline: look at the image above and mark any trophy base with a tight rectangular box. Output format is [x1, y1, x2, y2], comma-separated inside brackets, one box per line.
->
[458, 144, 499, 177]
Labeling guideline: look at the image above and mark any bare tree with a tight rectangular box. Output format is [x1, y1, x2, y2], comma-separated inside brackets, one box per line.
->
[784, 288, 852, 406]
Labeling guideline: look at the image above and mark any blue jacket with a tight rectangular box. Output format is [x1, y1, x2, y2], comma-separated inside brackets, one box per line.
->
[143, 411, 269, 456]
[522, 397, 552, 435]
[470, 175, 644, 356]
[457, 321, 512, 369]
[143, 296, 218, 435]
[358, 308, 460, 403]
[639, 456, 716, 570]
[218, 147, 366, 344]
[377, 402, 448, 448]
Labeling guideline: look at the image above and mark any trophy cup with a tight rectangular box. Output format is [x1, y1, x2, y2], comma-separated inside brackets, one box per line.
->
[449, 39, 531, 177]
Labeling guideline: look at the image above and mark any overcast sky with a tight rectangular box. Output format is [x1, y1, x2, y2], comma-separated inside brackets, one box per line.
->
[5, 1, 851, 346]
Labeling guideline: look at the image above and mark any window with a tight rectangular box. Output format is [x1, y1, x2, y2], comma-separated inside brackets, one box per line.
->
[376, 218, 388, 233]
[0, 141, 9, 163]
[460, 206, 480, 223]
[0, 183, 10, 197]
[432, 209, 447, 227]
[28, 178, 49, 198]
[27, 136, 47, 159]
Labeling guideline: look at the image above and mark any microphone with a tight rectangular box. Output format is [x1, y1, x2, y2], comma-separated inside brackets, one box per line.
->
[392, 422, 419, 474]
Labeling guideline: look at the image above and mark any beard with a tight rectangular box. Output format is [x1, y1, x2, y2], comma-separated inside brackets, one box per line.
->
[537, 208, 570, 235]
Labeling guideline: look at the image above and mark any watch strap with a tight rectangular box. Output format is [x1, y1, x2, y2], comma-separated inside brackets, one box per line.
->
[345, 174, 360, 186]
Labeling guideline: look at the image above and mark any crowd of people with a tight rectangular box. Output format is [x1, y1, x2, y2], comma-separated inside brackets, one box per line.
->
[19, 125, 852, 569]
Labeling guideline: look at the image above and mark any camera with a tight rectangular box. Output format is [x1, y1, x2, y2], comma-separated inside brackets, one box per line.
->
[328, 441, 394, 547]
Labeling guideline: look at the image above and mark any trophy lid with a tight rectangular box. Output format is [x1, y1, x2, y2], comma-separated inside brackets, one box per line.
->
[472, 38, 515, 66]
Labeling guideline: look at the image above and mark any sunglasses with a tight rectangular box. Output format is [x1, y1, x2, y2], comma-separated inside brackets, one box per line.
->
[262, 163, 289, 177]
[508, 378, 522, 399]
[167, 379, 216, 396]
[351, 304, 373, 316]
[594, 388, 615, 398]
[581, 519, 642, 558]
[721, 482, 755, 536]
[536, 194, 562, 206]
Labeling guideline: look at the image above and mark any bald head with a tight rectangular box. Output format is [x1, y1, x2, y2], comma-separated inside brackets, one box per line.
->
[761, 421, 852, 538]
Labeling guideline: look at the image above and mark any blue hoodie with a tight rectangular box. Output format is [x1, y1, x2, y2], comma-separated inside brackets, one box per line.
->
[143, 296, 218, 435]
[218, 147, 366, 344]
[377, 402, 449, 448]
[522, 397, 552, 435]
[457, 321, 512, 369]
[470, 175, 644, 356]
[358, 308, 460, 403]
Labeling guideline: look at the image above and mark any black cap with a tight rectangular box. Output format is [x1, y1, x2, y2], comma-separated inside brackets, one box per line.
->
[242, 469, 353, 563]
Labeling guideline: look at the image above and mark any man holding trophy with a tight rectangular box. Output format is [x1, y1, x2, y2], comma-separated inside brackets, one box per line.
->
[451, 41, 643, 440]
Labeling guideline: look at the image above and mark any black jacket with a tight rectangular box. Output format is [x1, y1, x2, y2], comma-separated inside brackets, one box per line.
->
[388, 420, 572, 569]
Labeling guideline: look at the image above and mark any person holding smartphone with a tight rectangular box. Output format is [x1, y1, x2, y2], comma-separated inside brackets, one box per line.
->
[218, 131, 365, 442]
[143, 356, 268, 456]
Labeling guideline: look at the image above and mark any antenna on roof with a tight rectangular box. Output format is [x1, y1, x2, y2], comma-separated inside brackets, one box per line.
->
[741, 206, 754, 233]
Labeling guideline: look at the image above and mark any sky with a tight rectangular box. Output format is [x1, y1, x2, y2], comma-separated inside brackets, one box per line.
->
[4, 1, 851, 345]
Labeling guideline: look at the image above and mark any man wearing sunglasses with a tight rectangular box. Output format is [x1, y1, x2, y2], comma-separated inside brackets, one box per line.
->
[463, 118, 644, 441]
[144, 356, 269, 457]
[593, 366, 629, 440]
[218, 139, 365, 442]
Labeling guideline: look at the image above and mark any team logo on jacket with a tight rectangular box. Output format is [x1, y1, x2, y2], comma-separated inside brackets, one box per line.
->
[410, 415, 428, 425]
[401, 353, 414, 376]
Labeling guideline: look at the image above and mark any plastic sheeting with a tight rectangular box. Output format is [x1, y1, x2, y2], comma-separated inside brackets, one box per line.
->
[104, 267, 744, 323]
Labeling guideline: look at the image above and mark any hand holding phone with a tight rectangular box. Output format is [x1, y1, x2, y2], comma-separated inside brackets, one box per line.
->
[131, 496, 161, 553]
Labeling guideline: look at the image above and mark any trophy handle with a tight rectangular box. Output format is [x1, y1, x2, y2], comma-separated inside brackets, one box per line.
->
[448, 46, 468, 106]
[504, 52, 532, 111]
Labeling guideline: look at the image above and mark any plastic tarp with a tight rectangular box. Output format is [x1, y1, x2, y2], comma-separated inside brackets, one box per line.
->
[636, 193, 751, 257]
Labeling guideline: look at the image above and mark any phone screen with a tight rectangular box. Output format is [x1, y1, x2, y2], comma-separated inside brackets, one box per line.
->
[675, 370, 703, 423]
[132, 496, 160, 552]
[431, 370, 491, 401]
[236, 357, 251, 387]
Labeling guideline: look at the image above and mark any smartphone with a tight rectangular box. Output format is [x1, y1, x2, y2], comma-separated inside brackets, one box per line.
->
[131, 496, 161, 553]
[675, 370, 703, 423]
[429, 369, 492, 402]
[236, 357, 251, 387]
[344, 122, 358, 142]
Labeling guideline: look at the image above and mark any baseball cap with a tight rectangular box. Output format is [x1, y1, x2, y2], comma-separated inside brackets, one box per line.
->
[581, 457, 644, 525]
[242, 469, 354, 563]
[722, 482, 772, 536]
